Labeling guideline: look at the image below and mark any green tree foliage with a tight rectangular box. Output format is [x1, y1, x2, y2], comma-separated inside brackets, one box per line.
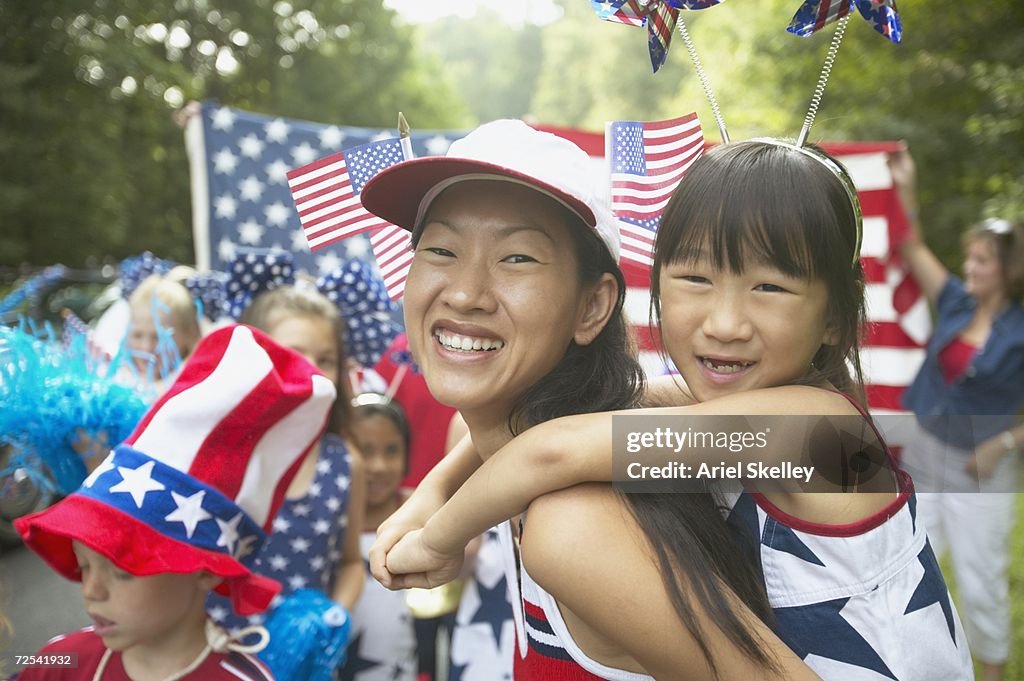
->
[528, 0, 1023, 266]
[4, 1, 1020, 270]
[416, 10, 543, 125]
[0, 0, 466, 268]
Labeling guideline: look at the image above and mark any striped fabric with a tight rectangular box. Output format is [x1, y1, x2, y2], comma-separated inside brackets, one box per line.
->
[124, 324, 337, 529]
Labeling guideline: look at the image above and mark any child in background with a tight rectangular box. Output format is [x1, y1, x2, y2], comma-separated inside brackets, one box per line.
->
[13, 324, 337, 680]
[207, 286, 367, 648]
[124, 273, 201, 390]
[337, 393, 417, 681]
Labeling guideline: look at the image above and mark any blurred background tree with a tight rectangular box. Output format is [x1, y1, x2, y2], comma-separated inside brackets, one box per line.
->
[0, 0, 1020, 270]
[0, 0, 466, 267]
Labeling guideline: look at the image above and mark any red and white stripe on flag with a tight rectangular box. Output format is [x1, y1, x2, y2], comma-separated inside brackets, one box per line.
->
[286, 152, 390, 252]
[831, 143, 930, 413]
[370, 225, 413, 301]
[607, 113, 704, 269]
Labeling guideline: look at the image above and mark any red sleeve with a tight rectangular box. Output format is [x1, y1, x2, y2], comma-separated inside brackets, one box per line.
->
[12, 629, 104, 681]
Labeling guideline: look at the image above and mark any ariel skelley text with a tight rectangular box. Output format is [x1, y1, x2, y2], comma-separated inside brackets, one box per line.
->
[626, 460, 816, 484]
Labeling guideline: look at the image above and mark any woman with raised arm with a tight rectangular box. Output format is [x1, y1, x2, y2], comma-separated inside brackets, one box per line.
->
[891, 150, 1024, 681]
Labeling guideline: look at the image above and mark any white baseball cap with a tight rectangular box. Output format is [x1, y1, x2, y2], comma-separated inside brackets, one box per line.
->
[360, 119, 620, 262]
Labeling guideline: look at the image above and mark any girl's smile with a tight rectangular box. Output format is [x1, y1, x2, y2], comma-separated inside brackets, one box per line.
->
[659, 260, 836, 402]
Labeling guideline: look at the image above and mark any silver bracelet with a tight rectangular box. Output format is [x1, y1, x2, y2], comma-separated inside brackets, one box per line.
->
[1000, 430, 1018, 453]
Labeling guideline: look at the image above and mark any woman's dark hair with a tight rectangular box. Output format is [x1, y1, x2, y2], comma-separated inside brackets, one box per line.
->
[963, 219, 1024, 301]
[352, 393, 411, 472]
[505, 203, 779, 678]
[240, 285, 354, 436]
[652, 140, 868, 407]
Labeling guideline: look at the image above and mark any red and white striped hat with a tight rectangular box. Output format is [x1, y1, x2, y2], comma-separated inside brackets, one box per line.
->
[16, 324, 336, 615]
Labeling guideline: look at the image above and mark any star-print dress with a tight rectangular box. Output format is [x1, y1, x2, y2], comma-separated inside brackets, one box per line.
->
[207, 433, 353, 633]
[722, 471, 975, 678]
[449, 528, 515, 681]
[336, 531, 418, 681]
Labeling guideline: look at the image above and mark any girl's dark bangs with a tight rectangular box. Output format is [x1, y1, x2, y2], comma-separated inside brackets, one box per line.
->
[664, 161, 820, 280]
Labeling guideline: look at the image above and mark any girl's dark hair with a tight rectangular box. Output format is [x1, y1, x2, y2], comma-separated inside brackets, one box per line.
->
[240, 285, 354, 435]
[352, 393, 411, 471]
[505, 204, 779, 678]
[652, 140, 868, 407]
[963, 219, 1024, 301]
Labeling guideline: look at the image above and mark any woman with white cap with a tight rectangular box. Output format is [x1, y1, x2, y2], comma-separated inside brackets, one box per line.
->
[359, 120, 816, 679]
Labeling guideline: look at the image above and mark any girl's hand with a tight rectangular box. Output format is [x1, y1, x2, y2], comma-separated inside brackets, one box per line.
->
[370, 515, 425, 589]
[385, 528, 465, 589]
[965, 435, 1011, 480]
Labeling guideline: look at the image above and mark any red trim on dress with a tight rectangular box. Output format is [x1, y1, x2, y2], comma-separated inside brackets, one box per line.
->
[749, 469, 913, 537]
[748, 390, 914, 537]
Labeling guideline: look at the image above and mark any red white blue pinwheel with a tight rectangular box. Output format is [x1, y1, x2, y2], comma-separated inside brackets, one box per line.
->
[788, 0, 902, 43]
[591, 0, 722, 73]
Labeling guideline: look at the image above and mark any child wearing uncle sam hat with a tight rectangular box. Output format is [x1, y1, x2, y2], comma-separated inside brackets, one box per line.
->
[14, 323, 337, 681]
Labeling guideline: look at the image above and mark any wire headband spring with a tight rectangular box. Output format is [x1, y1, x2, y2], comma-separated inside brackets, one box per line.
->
[670, 10, 861, 265]
[797, 14, 850, 147]
[676, 14, 728, 144]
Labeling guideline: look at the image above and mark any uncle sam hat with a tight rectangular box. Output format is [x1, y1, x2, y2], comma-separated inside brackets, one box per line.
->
[16, 324, 336, 615]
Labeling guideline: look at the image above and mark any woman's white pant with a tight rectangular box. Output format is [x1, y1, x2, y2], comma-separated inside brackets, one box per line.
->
[902, 426, 1018, 664]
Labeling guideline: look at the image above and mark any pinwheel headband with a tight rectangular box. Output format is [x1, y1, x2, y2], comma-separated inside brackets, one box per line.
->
[594, 0, 902, 266]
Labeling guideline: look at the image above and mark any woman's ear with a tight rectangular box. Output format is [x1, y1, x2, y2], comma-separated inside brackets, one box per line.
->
[574, 273, 618, 346]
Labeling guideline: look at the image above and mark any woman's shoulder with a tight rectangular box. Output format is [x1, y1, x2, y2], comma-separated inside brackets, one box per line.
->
[521, 484, 643, 583]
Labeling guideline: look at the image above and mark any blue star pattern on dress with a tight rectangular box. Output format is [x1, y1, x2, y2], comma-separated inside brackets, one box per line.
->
[208, 433, 353, 634]
[450, 529, 514, 681]
[337, 531, 417, 681]
[722, 475, 972, 679]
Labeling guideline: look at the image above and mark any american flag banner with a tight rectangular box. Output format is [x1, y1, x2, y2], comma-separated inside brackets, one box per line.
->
[286, 138, 406, 252]
[607, 112, 705, 269]
[184, 104, 926, 412]
[184, 101, 464, 277]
